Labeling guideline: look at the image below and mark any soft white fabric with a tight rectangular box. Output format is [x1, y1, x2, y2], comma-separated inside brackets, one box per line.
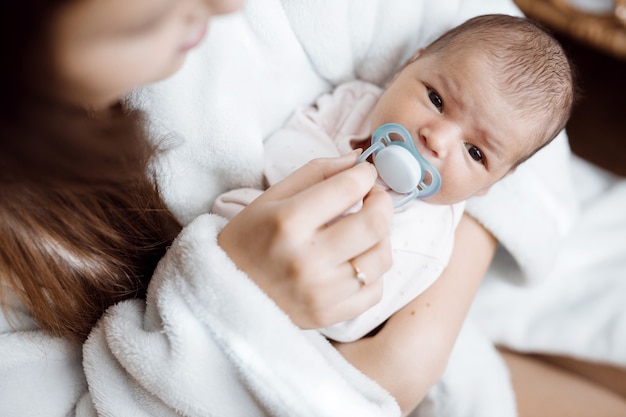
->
[3, 1, 626, 417]
[83, 215, 398, 417]
[213, 80, 465, 342]
[469, 155, 626, 365]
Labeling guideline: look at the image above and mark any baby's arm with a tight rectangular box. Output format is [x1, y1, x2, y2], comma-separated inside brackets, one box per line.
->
[333, 214, 497, 415]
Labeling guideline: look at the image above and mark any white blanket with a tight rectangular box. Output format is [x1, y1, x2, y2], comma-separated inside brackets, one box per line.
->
[131, 1, 626, 416]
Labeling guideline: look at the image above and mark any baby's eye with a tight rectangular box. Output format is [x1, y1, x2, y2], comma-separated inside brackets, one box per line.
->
[465, 143, 484, 163]
[428, 88, 443, 112]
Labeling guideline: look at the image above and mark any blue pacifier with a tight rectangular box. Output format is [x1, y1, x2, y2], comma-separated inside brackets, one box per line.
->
[357, 123, 442, 208]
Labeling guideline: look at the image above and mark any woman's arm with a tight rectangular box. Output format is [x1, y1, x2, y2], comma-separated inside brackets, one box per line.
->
[334, 213, 497, 415]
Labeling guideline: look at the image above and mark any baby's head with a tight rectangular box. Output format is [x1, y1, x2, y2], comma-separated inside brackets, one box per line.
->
[369, 14, 575, 205]
[422, 14, 574, 156]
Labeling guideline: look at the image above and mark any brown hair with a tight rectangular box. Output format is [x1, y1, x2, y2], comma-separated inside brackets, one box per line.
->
[423, 14, 576, 162]
[0, 1, 181, 342]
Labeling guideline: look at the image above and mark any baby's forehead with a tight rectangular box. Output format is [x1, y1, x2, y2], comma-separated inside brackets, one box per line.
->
[475, 96, 547, 170]
[428, 48, 497, 85]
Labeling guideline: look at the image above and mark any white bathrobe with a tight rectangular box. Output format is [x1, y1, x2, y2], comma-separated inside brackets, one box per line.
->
[2, 1, 625, 416]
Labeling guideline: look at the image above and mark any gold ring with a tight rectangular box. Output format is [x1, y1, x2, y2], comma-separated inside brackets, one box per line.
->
[349, 259, 366, 286]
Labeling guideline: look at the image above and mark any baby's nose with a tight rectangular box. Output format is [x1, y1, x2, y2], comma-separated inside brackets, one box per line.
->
[422, 119, 461, 158]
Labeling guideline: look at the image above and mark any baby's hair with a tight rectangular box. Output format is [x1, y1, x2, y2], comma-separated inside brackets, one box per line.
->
[423, 14, 575, 162]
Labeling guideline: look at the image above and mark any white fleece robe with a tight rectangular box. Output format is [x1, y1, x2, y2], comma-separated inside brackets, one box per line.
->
[3, 1, 626, 417]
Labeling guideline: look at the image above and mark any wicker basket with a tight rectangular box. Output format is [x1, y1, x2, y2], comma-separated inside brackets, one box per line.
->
[514, 0, 626, 60]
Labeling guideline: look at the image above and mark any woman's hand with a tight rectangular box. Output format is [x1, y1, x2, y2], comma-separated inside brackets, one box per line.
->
[217, 151, 394, 328]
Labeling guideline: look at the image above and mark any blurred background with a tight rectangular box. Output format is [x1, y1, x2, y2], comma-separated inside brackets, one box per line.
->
[515, 0, 626, 177]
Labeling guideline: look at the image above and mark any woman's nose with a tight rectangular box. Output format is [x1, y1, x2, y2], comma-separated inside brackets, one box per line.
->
[420, 119, 461, 158]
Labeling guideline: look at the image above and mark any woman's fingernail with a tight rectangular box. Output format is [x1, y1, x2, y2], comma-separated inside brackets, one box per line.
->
[341, 149, 362, 160]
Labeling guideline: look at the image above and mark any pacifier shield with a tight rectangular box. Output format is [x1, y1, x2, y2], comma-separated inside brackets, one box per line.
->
[358, 123, 442, 207]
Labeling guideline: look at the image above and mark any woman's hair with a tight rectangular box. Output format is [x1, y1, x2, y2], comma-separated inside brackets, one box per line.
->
[0, 1, 181, 342]
[423, 14, 576, 161]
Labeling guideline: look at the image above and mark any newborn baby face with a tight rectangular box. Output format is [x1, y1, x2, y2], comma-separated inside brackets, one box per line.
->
[369, 49, 540, 205]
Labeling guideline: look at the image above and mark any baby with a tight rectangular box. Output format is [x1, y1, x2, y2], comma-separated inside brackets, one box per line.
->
[214, 14, 574, 342]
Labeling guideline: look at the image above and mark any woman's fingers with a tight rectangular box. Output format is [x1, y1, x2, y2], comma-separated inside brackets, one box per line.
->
[285, 186, 394, 328]
[284, 161, 380, 228]
[324, 237, 392, 323]
[310, 268, 385, 327]
[317, 185, 394, 267]
[259, 151, 384, 231]
[261, 151, 363, 201]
